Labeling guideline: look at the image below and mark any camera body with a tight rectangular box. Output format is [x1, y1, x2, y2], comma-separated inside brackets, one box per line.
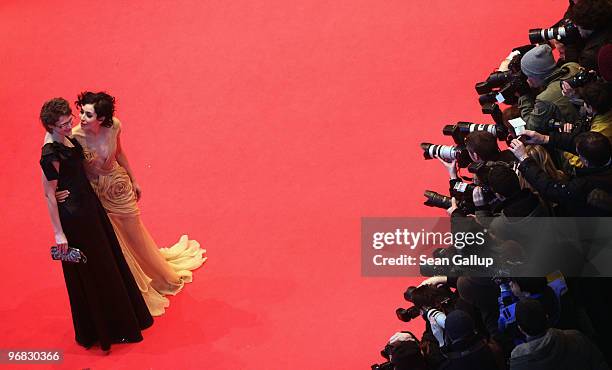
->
[396, 284, 455, 323]
[443, 121, 509, 145]
[566, 69, 598, 88]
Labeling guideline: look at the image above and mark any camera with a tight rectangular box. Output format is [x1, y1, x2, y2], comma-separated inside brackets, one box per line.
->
[544, 118, 564, 133]
[423, 190, 476, 216]
[371, 362, 393, 370]
[371, 344, 395, 370]
[528, 20, 581, 45]
[396, 284, 455, 323]
[475, 45, 534, 107]
[477, 73, 530, 106]
[566, 69, 598, 88]
[475, 70, 514, 94]
[443, 121, 508, 145]
[420, 143, 472, 168]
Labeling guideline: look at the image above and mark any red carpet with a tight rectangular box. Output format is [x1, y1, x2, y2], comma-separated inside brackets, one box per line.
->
[0, 1, 564, 368]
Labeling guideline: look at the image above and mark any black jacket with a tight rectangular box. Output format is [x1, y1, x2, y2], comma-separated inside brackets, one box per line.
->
[510, 328, 609, 370]
[517, 132, 612, 216]
[438, 335, 501, 370]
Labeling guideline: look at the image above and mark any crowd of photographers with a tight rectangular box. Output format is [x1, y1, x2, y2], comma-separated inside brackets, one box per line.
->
[374, 1, 612, 369]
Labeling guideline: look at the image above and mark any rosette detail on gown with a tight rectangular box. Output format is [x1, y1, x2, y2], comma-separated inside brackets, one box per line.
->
[73, 119, 206, 316]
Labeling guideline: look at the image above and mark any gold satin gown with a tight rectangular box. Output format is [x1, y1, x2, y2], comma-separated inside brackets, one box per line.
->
[72, 119, 206, 316]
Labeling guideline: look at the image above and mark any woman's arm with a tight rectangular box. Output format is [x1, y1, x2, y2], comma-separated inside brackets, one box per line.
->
[42, 161, 68, 252]
[114, 124, 142, 200]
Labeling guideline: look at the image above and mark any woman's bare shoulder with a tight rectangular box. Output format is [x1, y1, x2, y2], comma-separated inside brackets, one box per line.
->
[113, 117, 122, 130]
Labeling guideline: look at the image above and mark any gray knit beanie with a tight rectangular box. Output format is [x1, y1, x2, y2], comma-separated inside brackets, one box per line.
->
[520, 44, 557, 79]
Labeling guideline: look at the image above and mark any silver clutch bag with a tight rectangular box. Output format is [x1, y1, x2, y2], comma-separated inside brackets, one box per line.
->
[50, 246, 88, 263]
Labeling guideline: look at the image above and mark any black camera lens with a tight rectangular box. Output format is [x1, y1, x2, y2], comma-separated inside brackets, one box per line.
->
[423, 190, 452, 209]
[395, 306, 421, 322]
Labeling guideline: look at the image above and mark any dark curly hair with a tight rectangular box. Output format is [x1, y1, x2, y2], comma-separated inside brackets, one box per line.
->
[576, 131, 612, 167]
[569, 0, 612, 30]
[577, 80, 612, 114]
[76, 91, 116, 127]
[40, 97, 72, 133]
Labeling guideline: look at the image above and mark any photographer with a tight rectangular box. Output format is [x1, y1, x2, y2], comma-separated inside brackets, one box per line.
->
[375, 331, 429, 370]
[509, 130, 612, 216]
[566, 0, 612, 72]
[473, 164, 551, 238]
[465, 131, 516, 166]
[436, 310, 502, 370]
[509, 299, 609, 370]
[518, 44, 580, 132]
[420, 276, 514, 358]
[564, 81, 612, 167]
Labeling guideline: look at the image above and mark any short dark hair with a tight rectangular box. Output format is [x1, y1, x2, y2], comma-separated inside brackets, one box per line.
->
[487, 165, 521, 198]
[516, 299, 548, 336]
[577, 81, 612, 114]
[576, 131, 612, 167]
[569, 0, 612, 30]
[40, 98, 72, 133]
[465, 131, 500, 161]
[76, 91, 115, 127]
[511, 277, 548, 294]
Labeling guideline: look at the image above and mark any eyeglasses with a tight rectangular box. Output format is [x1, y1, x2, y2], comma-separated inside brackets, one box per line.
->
[56, 116, 74, 129]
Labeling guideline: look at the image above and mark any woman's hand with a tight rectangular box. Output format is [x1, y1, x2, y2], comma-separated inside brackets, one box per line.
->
[55, 190, 70, 203]
[55, 232, 68, 254]
[132, 181, 142, 201]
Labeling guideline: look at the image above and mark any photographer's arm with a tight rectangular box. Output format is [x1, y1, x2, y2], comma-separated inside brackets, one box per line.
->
[518, 96, 563, 132]
[547, 131, 579, 154]
[520, 157, 582, 205]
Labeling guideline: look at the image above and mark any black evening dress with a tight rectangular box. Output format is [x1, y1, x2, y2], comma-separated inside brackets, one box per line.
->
[40, 137, 153, 350]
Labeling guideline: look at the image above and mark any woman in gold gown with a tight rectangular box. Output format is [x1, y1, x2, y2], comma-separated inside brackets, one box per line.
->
[58, 91, 206, 316]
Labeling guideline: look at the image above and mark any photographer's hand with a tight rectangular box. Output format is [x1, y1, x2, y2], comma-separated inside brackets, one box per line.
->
[509, 139, 529, 162]
[561, 80, 576, 99]
[438, 158, 458, 180]
[550, 39, 566, 61]
[389, 332, 416, 346]
[418, 276, 448, 287]
[446, 197, 458, 215]
[518, 130, 549, 144]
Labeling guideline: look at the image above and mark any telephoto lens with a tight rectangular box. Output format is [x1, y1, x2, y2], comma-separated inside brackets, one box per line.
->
[528, 22, 580, 45]
[443, 121, 499, 145]
[423, 190, 452, 209]
[395, 306, 421, 323]
[475, 70, 514, 94]
[420, 143, 472, 167]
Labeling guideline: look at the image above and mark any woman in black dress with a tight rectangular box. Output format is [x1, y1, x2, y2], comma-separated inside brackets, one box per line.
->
[39, 98, 153, 352]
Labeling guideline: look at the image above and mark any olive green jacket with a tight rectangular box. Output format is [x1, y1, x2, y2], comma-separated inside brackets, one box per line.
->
[518, 62, 581, 132]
